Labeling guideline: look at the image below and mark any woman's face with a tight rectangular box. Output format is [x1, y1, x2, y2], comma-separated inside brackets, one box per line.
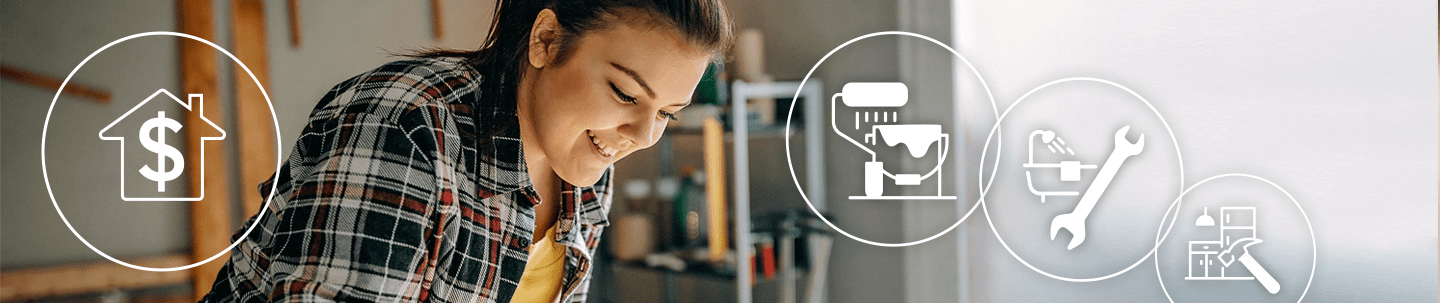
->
[520, 16, 711, 186]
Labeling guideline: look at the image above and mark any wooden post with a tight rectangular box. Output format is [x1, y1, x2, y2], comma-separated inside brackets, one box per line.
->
[0, 65, 112, 103]
[231, 0, 277, 219]
[178, 0, 233, 299]
[287, 0, 300, 49]
[431, 0, 444, 40]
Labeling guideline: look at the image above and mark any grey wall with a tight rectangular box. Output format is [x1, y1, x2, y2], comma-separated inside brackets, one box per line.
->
[263, 0, 493, 157]
[2, 0, 916, 302]
[722, 0, 912, 302]
[2, 0, 189, 268]
[896, 0, 966, 302]
[1, 0, 495, 268]
[953, 1, 1437, 302]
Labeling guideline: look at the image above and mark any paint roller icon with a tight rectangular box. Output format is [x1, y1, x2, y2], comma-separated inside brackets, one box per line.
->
[831, 82, 955, 200]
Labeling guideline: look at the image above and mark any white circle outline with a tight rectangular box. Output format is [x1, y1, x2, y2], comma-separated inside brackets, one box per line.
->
[1153, 173, 1316, 302]
[41, 31, 282, 272]
[784, 31, 1000, 247]
[977, 77, 1185, 282]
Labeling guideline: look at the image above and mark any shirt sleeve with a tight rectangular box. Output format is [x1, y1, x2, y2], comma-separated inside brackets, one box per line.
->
[202, 74, 454, 302]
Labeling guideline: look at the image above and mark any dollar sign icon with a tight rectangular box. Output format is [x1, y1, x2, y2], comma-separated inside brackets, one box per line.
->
[139, 111, 184, 192]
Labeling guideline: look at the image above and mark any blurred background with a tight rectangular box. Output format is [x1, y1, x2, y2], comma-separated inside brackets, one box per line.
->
[1, 0, 1436, 302]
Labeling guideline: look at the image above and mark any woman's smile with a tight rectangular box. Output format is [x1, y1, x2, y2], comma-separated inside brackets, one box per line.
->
[586, 129, 617, 158]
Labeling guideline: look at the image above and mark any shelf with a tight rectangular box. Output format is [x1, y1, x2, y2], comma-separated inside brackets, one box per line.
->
[610, 261, 813, 303]
[613, 261, 737, 280]
[728, 80, 826, 303]
[615, 80, 824, 303]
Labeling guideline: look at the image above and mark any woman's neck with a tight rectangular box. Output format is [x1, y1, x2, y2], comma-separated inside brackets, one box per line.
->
[515, 71, 563, 239]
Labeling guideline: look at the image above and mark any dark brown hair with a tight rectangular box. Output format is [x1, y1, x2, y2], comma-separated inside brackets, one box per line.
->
[417, 0, 733, 149]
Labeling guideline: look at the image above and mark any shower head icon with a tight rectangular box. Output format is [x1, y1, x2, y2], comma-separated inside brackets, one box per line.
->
[1036, 130, 1056, 144]
[831, 82, 954, 200]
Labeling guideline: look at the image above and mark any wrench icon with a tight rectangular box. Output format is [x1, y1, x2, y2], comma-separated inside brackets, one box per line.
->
[1049, 125, 1144, 250]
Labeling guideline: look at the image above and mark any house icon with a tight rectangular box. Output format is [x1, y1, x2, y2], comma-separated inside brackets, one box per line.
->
[98, 89, 225, 201]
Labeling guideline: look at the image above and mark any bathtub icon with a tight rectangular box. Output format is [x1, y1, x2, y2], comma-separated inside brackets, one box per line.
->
[1022, 129, 1097, 203]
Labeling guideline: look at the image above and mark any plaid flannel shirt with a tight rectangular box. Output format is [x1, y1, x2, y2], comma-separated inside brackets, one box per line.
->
[202, 57, 612, 303]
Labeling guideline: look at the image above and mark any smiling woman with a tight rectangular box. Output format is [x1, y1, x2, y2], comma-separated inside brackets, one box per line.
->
[199, 0, 731, 302]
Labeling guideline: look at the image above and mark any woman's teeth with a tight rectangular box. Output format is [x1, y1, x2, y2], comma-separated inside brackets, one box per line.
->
[589, 130, 615, 157]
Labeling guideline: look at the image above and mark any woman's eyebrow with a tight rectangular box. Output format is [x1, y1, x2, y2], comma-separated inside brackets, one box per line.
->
[609, 62, 656, 99]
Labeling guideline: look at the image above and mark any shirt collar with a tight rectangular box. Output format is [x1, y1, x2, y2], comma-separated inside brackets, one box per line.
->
[554, 168, 613, 247]
[469, 84, 610, 230]
[469, 86, 532, 197]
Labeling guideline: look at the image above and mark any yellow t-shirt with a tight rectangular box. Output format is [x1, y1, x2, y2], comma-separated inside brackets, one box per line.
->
[512, 224, 566, 303]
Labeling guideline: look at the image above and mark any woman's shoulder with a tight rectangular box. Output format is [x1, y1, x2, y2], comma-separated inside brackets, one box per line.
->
[310, 57, 481, 123]
[365, 57, 478, 91]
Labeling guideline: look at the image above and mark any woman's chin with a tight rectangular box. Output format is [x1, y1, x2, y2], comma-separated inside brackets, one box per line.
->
[556, 164, 608, 187]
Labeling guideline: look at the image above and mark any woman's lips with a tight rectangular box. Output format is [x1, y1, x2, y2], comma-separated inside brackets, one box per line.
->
[588, 130, 615, 158]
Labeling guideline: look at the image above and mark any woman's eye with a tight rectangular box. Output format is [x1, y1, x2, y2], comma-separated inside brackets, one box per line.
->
[609, 83, 637, 104]
[610, 82, 676, 122]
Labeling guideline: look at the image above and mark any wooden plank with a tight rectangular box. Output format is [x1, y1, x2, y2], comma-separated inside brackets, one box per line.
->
[0, 254, 190, 301]
[231, 0, 276, 223]
[703, 118, 728, 263]
[287, 0, 300, 49]
[177, 0, 234, 300]
[431, 0, 444, 40]
[0, 65, 112, 103]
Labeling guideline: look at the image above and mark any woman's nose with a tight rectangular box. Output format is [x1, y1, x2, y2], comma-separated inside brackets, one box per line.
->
[619, 114, 662, 149]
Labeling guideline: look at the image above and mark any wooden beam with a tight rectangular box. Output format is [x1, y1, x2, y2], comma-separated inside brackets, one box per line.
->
[231, 0, 277, 222]
[287, 0, 300, 49]
[0, 65, 111, 103]
[431, 0, 444, 40]
[178, 0, 234, 300]
[0, 254, 190, 301]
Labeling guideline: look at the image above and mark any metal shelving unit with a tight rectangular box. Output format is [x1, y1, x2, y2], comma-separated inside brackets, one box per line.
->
[729, 80, 825, 303]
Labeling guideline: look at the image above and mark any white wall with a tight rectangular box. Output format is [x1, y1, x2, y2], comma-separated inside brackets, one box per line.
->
[953, 1, 1437, 301]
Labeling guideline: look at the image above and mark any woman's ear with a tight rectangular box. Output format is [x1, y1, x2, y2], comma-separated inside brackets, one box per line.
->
[528, 9, 562, 69]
